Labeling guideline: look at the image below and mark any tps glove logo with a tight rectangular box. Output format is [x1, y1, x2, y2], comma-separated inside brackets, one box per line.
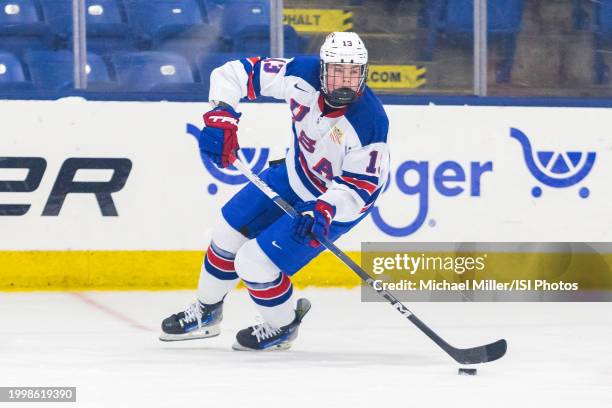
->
[207, 115, 239, 126]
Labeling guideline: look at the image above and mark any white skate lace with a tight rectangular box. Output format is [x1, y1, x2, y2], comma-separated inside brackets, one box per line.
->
[251, 323, 281, 343]
[182, 302, 203, 328]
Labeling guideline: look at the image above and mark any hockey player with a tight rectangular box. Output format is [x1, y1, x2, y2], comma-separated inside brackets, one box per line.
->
[160, 32, 390, 351]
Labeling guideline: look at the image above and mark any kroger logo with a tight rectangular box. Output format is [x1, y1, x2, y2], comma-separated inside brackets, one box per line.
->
[186, 124, 269, 195]
[371, 160, 493, 237]
[510, 127, 596, 199]
[185, 123, 597, 238]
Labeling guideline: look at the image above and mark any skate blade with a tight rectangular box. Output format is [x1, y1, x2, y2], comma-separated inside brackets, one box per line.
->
[231, 341, 292, 352]
[159, 325, 220, 342]
[295, 298, 311, 322]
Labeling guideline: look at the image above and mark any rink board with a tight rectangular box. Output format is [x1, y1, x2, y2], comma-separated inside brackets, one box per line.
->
[0, 99, 611, 289]
[3, 250, 612, 291]
[0, 251, 362, 290]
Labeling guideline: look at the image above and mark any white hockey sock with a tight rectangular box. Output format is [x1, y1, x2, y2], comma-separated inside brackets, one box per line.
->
[197, 242, 239, 305]
[244, 272, 296, 328]
[254, 295, 296, 328]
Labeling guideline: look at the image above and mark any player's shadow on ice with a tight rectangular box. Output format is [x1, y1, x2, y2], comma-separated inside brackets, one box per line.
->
[271, 350, 439, 367]
[160, 346, 439, 367]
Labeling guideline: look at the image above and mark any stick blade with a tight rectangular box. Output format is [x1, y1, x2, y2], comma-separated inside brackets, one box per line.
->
[451, 339, 507, 365]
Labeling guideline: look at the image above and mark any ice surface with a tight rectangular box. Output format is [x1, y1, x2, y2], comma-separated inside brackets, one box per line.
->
[1, 289, 611, 407]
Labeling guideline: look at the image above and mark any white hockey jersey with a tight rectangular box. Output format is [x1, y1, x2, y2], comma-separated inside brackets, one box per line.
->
[209, 55, 390, 223]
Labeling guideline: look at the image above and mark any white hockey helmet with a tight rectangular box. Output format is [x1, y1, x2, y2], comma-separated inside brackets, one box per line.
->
[320, 31, 369, 105]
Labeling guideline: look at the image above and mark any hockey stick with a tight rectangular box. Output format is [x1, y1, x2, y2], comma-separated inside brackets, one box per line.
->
[231, 154, 507, 365]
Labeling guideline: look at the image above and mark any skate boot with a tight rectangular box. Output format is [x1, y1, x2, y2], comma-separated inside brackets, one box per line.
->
[232, 298, 311, 351]
[159, 300, 223, 341]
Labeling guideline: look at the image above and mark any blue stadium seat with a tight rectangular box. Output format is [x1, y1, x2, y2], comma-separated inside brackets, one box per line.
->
[422, 0, 524, 83]
[111, 51, 206, 92]
[220, 0, 268, 39]
[441, 0, 523, 34]
[39, 0, 133, 53]
[0, 51, 34, 90]
[23, 50, 114, 90]
[219, 1, 304, 54]
[593, 0, 612, 83]
[572, 0, 589, 30]
[595, 0, 612, 35]
[0, 0, 51, 52]
[124, 0, 210, 49]
[232, 25, 304, 55]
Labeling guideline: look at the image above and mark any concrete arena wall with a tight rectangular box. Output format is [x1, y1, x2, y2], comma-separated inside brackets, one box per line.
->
[0, 98, 610, 290]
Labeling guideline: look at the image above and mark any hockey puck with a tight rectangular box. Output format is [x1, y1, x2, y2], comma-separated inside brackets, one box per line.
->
[458, 368, 477, 376]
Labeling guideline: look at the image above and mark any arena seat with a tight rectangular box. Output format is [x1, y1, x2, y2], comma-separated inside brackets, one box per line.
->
[0, 51, 34, 90]
[124, 0, 210, 49]
[422, 0, 524, 83]
[38, 0, 133, 53]
[110, 51, 206, 92]
[220, 0, 268, 38]
[219, 0, 304, 55]
[593, 0, 612, 83]
[23, 50, 114, 90]
[0, 0, 51, 52]
[232, 25, 304, 55]
[439, 0, 523, 34]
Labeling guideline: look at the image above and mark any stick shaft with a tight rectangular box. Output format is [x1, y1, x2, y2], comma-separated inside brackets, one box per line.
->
[232, 158, 421, 319]
[229, 154, 506, 365]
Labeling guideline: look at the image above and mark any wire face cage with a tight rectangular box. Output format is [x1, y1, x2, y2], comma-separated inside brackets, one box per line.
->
[320, 61, 368, 105]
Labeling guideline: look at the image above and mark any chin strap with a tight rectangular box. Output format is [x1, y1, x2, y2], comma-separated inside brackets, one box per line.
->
[324, 91, 356, 107]
[322, 96, 347, 109]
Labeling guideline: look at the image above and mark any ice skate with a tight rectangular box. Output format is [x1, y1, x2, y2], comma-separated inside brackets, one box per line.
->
[159, 300, 223, 341]
[232, 298, 311, 351]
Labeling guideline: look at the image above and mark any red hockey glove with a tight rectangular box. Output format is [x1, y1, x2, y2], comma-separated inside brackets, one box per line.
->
[199, 105, 241, 168]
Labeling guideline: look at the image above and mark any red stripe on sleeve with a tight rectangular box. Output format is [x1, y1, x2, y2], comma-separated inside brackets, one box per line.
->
[340, 176, 378, 195]
[246, 57, 262, 100]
